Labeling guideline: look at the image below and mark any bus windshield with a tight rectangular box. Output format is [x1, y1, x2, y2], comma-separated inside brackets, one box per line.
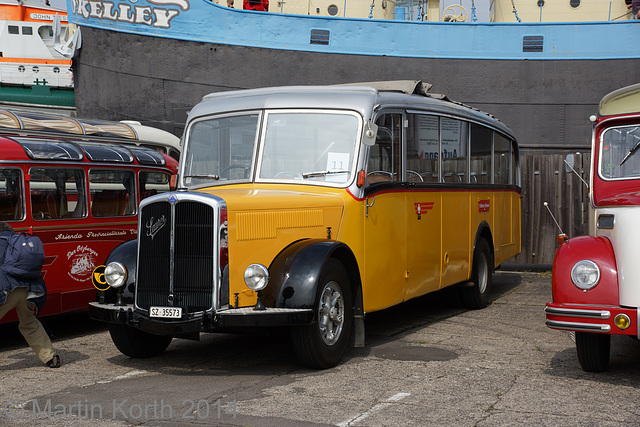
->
[258, 111, 359, 185]
[182, 110, 361, 187]
[600, 125, 640, 180]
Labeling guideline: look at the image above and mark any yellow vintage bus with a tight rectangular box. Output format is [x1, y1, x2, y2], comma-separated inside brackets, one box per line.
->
[91, 81, 521, 368]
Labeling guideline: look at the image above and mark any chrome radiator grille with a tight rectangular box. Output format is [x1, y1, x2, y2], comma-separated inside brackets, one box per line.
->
[136, 198, 217, 313]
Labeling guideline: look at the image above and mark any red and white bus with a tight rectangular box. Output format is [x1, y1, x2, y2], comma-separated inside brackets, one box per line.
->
[0, 109, 178, 322]
[545, 83, 640, 372]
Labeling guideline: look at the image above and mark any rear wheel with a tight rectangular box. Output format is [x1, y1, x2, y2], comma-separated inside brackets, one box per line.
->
[461, 238, 492, 309]
[291, 259, 353, 369]
[575, 332, 610, 372]
[109, 324, 173, 358]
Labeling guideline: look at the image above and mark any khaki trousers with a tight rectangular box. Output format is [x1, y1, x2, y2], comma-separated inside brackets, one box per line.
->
[0, 287, 55, 364]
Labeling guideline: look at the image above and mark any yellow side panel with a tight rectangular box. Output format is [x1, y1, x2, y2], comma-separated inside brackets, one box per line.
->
[441, 191, 471, 288]
[363, 191, 406, 312]
[514, 192, 522, 257]
[470, 190, 494, 259]
[492, 190, 520, 265]
[469, 190, 521, 267]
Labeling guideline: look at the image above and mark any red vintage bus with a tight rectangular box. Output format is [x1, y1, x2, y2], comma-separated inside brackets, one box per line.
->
[0, 109, 179, 322]
[545, 83, 640, 372]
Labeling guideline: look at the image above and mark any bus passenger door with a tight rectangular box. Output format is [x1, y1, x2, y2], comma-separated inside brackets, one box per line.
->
[404, 113, 442, 299]
[363, 113, 407, 312]
[405, 191, 442, 299]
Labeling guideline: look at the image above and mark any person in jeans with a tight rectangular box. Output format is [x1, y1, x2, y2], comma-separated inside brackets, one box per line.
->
[0, 222, 59, 368]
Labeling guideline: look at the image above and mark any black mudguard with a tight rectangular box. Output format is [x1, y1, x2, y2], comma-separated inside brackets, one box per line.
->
[263, 239, 363, 315]
[473, 221, 494, 258]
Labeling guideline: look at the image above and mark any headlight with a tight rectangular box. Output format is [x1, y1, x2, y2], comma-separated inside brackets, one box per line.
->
[571, 260, 600, 290]
[104, 262, 128, 289]
[244, 264, 269, 291]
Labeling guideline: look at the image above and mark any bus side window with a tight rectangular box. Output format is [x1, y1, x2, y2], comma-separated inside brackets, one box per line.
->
[30, 167, 85, 220]
[139, 171, 172, 200]
[440, 118, 468, 183]
[406, 114, 439, 183]
[90, 169, 136, 217]
[0, 168, 24, 221]
[368, 114, 402, 185]
[494, 133, 512, 185]
[470, 124, 492, 184]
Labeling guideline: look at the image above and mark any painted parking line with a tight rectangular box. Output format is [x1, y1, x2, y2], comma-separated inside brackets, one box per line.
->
[337, 392, 411, 427]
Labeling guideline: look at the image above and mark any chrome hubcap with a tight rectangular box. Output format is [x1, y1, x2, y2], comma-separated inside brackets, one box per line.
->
[318, 281, 344, 345]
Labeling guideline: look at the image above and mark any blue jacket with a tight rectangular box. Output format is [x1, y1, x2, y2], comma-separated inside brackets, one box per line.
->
[0, 230, 47, 310]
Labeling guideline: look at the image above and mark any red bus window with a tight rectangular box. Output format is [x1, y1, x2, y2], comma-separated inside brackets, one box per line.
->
[30, 167, 86, 220]
[139, 171, 172, 201]
[0, 168, 24, 221]
[90, 169, 136, 217]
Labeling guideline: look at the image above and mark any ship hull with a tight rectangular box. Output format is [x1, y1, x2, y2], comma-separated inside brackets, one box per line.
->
[75, 26, 640, 144]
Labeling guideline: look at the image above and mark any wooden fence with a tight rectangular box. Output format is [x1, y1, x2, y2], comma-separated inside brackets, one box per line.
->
[513, 150, 591, 265]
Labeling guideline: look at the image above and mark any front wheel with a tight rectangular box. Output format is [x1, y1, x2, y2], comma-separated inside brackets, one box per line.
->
[109, 324, 173, 358]
[291, 259, 353, 369]
[461, 238, 492, 309]
[575, 332, 610, 372]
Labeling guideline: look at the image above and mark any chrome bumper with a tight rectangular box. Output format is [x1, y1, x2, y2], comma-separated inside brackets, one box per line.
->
[89, 302, 314, 335]
[544, 304, 638, 337]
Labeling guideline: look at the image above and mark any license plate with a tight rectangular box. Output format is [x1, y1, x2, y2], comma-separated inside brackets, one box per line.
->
[150, 306, 182, 319]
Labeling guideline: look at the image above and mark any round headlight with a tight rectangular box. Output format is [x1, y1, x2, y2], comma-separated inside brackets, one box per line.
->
[244, 264, 269, 291]
[104, 262, 128, 289]
[571, 260, 600, 290]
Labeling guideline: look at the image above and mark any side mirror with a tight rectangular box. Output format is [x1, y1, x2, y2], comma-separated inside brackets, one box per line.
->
[362, 122, 378, 147]
[563, 152, 589, 190]
[564, 153, 575, 173]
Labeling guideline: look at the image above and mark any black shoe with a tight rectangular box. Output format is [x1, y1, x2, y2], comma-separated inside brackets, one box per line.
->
[46, 354, 60, 368]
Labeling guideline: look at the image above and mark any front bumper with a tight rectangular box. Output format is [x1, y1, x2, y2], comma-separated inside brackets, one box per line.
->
[545, 303, 639, 337]
[89, 302, 314, 335]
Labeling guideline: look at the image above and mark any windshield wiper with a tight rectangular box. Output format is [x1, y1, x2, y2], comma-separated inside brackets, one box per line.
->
[302, 170, 350, 179]
[184, 174, 219, 180]
[620, 138, 640, 166]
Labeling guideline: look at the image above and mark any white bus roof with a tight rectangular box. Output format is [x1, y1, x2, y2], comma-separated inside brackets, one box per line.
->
[599, 83, 640, 117]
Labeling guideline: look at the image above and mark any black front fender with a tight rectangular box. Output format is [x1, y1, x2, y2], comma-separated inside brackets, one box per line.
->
[263, 239, 361, 312]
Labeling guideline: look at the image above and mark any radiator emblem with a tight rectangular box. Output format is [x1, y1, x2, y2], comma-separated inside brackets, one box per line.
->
[146, 215, 167, 240]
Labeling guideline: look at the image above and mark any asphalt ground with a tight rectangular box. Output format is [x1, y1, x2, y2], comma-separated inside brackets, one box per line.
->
[1, 270, 640, 426]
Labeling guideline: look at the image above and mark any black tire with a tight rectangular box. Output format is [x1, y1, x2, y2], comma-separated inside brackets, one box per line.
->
[575, 332, 610, 372]
[291, 259, 353, 369]
[109, 324, 173, 358]
[461, 238, 492, 309]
